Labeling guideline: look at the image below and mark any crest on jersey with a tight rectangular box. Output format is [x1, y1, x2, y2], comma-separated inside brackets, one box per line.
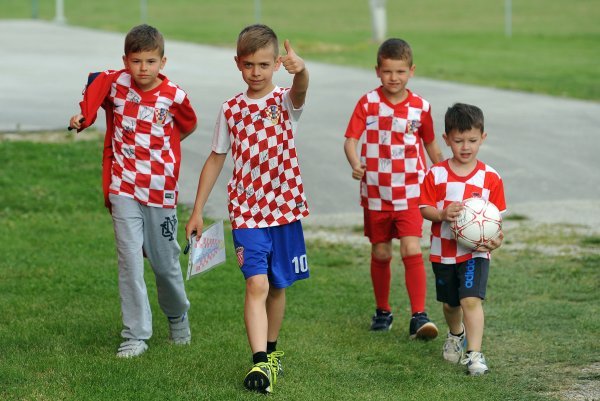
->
[407, 120, 421, 135]
[155, 108, 168, 124]
[235, 246, 245, 267]
[265, 105, 281, 124]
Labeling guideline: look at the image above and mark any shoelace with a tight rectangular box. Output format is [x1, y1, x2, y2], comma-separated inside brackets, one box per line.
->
[268, 351, 284, 384]
[461, 352, 483, 365]
[444, 335, 463, 353]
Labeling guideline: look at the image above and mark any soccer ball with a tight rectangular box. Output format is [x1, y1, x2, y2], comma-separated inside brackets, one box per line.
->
[451, 198, 502, 250]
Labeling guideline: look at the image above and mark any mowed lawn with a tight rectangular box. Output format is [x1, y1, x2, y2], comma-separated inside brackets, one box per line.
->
[0, 137, 598, 400]
[4, 0, 600, 100]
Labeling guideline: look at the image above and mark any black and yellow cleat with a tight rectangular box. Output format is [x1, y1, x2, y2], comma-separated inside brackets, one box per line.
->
[244, 362, 272, 394]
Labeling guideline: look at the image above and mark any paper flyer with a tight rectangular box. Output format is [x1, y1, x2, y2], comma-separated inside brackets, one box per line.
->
[186, 220, 226, 280]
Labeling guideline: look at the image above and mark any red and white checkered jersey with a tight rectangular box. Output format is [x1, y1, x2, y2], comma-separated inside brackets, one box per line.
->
[83, 70, 196, 208]
[212, 87, 309, 229]
[345, 88, 436, 211]
[419, 160, 507, 264]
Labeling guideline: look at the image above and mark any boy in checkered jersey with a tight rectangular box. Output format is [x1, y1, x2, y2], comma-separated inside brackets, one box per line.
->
[420, 103, 506, 375]
[344, 38, 444, 338]
[185, 24, 309, 394]
[69, 24, 197, 358]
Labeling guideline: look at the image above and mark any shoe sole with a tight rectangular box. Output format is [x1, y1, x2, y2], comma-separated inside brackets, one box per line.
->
[411, 322, 439, 340]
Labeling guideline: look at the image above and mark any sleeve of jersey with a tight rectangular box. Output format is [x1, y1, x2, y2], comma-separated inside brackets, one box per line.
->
[488, 176, 507, 214]
[419, 107, 435, 144]
[419, 170, 437, 208]
[173, 95, 198, 135]
[77, 71, 116, 132]
[282, 88, 303, 122]
[211, 107, 231, 154]
[344, 99, 366, 139]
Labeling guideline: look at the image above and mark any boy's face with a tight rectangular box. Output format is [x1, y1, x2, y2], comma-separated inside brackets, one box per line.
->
[235, 44, 281, 98]
[375, 58, 415, 100]
[122, 48, 166, 91]
[443, 128, 487, 166]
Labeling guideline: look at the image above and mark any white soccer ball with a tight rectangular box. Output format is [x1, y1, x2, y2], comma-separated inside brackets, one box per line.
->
[451, 198, 502, 250]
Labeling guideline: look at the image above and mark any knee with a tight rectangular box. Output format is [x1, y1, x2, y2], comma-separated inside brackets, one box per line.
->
[372, 244, 392, 261]
[460, 297, 482, 311]
[246, 275, 269, 297]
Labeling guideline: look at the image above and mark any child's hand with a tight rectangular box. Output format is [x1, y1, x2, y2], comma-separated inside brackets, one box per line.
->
[280, 40, 305, 75]
[69, 114, 85, 130]
[476, 231, 504, 252]
[441, 201, 463, 222]
[185, 214, 204, 242]
[351, 163, 366, 180]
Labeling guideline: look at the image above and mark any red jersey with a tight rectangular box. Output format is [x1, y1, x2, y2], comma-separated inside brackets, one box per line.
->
[213, 87, 309, 229]
[419, 160, 507, 264]
[77, 69, 197, 209]
[345, 88, 435, 211]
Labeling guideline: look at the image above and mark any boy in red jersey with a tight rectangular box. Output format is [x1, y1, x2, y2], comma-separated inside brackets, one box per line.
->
[420, 103, 506, 375]
[185, 24, 309, 394]
[69, 24, 197, 358]
[344, 38, 443, 338]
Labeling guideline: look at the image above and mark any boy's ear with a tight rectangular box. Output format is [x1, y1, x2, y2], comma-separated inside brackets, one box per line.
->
[375, 65, 381, 78]
[443, 132, 450, 146]
[234, 56, 241, 71]
[160, 56, 167, 70]
[481, 131, 487, 141]
[274, 56, 282, 71]
[409, 64, 416, 77]
[122, 55, 127, 68]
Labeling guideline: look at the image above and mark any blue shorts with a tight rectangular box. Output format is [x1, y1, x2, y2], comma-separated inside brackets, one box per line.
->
[232, 220, 309, 289]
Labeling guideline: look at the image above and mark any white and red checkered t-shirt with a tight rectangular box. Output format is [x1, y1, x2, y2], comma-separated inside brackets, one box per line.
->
[345, 88, 436, 211]
[419, 160, 507, 264]
[212, 87, 309, 229]
[80, 70, 196, 208]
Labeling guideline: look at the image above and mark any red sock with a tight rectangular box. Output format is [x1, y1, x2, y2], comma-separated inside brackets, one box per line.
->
[371, 256, 392, 312]
[402, 253, 427, 314]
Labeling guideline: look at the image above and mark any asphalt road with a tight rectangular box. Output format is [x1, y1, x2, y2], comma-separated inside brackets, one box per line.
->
[2, 20, 599, 228]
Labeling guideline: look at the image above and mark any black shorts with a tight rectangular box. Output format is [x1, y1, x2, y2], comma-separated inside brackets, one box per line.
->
[432, 258, 490, 307]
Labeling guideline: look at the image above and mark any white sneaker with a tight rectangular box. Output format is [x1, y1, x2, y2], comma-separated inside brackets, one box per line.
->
[443, 328, 466, 363]
[168, 313, 191, 345]
[461, 351, 489, 375]
[116, 339, 148, 358]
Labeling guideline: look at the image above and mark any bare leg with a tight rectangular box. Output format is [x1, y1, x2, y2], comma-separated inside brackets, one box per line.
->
[443, 303, 463, 334]
[244, 274, 269, 353]
[461, 297, 484, 351]
[266, 287, 286, 342]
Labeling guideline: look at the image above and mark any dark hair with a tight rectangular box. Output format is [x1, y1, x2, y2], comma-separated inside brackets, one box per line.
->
[124, 24, 164, 56]
[377, 38, 412, 66]
[445, 103, 485, 134]
[237, 24, 278, 58]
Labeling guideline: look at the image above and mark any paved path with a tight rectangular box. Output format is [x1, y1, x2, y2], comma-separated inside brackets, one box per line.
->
[2, 20, 599, 228]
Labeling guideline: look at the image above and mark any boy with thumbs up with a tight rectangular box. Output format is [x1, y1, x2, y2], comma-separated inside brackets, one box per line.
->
[185, 24, 310, 394]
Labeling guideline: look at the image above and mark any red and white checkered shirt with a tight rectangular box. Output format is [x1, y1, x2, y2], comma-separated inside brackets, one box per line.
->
[419, 160, 507, 264]
[86, 70, 197, 208]
[213, 87, 309, 229]
[345, 88, 436, 211]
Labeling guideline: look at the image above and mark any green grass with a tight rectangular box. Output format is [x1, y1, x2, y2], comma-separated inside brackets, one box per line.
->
[4, 0, 600, 100]
[1, 137, 599, 400]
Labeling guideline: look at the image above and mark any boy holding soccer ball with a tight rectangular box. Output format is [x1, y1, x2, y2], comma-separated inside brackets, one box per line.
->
[419, 103, 506, 375]
[185, 24, 310, 394]
[344, 38, 443, 338]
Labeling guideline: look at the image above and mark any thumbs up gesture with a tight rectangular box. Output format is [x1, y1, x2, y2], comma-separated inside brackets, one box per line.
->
[280, 40, 305, 75]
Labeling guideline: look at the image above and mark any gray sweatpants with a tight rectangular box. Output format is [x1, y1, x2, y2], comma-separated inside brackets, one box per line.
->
[110, 194, 190, 340]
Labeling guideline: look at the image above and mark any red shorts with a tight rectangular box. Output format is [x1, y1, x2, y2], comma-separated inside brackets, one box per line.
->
[363, 208, 423, 244]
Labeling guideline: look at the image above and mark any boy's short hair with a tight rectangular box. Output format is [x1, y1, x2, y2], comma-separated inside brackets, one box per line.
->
[377, 38, 412, 66]
[445, 103, 485, 134]
[124, 24, 165, 57]
[237, 24, 279, 58]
